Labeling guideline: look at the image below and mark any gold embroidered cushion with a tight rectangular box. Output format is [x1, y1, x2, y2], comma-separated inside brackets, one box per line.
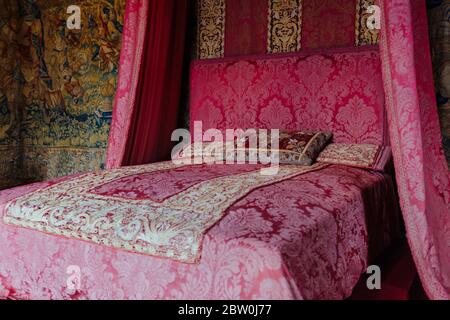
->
[277, 131, 333, 165]
[237, 130, 333, 166]
[174, 131, 332, 166]
[317, 143, 392, 171]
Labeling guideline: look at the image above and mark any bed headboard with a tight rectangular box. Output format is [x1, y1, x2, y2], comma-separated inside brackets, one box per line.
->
[190, 46, 388, 145]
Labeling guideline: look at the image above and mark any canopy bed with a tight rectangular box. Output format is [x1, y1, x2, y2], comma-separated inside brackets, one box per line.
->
[0, 45, 401, 299]
[0, 0, 449, 300]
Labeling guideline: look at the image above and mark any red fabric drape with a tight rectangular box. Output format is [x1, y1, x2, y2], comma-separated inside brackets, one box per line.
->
[106, 0, 188, 168]
[379, 0, 450, 299]
[224, 0, 268, 56]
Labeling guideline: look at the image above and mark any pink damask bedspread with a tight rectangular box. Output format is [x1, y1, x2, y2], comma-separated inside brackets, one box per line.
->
[0, 164, 399, 300]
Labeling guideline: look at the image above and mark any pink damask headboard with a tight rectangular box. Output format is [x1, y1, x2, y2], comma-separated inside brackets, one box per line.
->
[190, 46, 388, 145]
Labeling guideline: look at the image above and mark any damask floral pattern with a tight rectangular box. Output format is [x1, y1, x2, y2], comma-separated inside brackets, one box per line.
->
[379, 0, 450, 299]
[4, 161, 327, 263]
[0, 164, 400, 299]
[190, 47, 387, 145]
[90, 163, 260, 201]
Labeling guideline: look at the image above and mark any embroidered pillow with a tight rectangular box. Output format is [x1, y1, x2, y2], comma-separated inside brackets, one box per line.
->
[174, 131, 332, 166]
[237, 130, 333, 166]
[317, 143, 392, 171]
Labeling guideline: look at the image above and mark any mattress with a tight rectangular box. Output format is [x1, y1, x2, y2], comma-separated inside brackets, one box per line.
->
[0, 163, 400, 300]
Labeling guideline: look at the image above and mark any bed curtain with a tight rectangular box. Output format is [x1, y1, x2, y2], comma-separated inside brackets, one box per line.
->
[106, 0, 188, 168]
[379, 0, 449, 299]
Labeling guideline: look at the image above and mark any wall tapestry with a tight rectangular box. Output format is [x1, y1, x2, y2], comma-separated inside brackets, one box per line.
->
[355, 0, 380, 46]
[267, 0, 303, 53]
[0, 0, 23, 188]
[197, 0, 379, 59]
[0, 0, 125, 188]
[198, 0, 225, 59]
[427, 0, 450, 167]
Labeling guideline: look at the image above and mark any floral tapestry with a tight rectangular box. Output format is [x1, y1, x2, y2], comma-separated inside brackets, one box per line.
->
[0, 1, 22, 188]
[0, 0, 125, 188]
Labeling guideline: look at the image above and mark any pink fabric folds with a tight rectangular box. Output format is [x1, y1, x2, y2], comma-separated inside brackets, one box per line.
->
[106, 0, 188, 168]
[379, 0, 450, 299]
[105, 0, 148, 169]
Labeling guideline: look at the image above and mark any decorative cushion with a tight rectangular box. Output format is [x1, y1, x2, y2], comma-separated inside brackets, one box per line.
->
[174, 131, 332, 166]
[239, 130, 333, 166]
[277, 131, 333, 165]
[317, 143, 392, 171]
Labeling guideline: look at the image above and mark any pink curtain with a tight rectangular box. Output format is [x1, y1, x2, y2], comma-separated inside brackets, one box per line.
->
[106, 0, 188, 168]
[379, 0, 450, 299]
[106, 0, 148, 169]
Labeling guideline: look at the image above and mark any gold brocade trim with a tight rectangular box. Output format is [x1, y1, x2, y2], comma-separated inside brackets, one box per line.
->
[4, 161, 328, 263]
[267, 0, 303, 53]
[198, 0, 225, 59]
[317, 143, 381, 168]
[355, 0, 380, 46]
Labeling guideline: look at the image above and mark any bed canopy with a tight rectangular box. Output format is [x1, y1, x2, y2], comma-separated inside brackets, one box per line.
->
[106, 0, 450, 299]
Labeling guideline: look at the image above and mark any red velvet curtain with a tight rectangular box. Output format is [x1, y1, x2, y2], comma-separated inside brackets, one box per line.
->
[106, 0, 189, 168]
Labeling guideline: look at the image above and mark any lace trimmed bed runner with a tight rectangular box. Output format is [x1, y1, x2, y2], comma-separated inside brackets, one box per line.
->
[3, 161, 327, 263]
